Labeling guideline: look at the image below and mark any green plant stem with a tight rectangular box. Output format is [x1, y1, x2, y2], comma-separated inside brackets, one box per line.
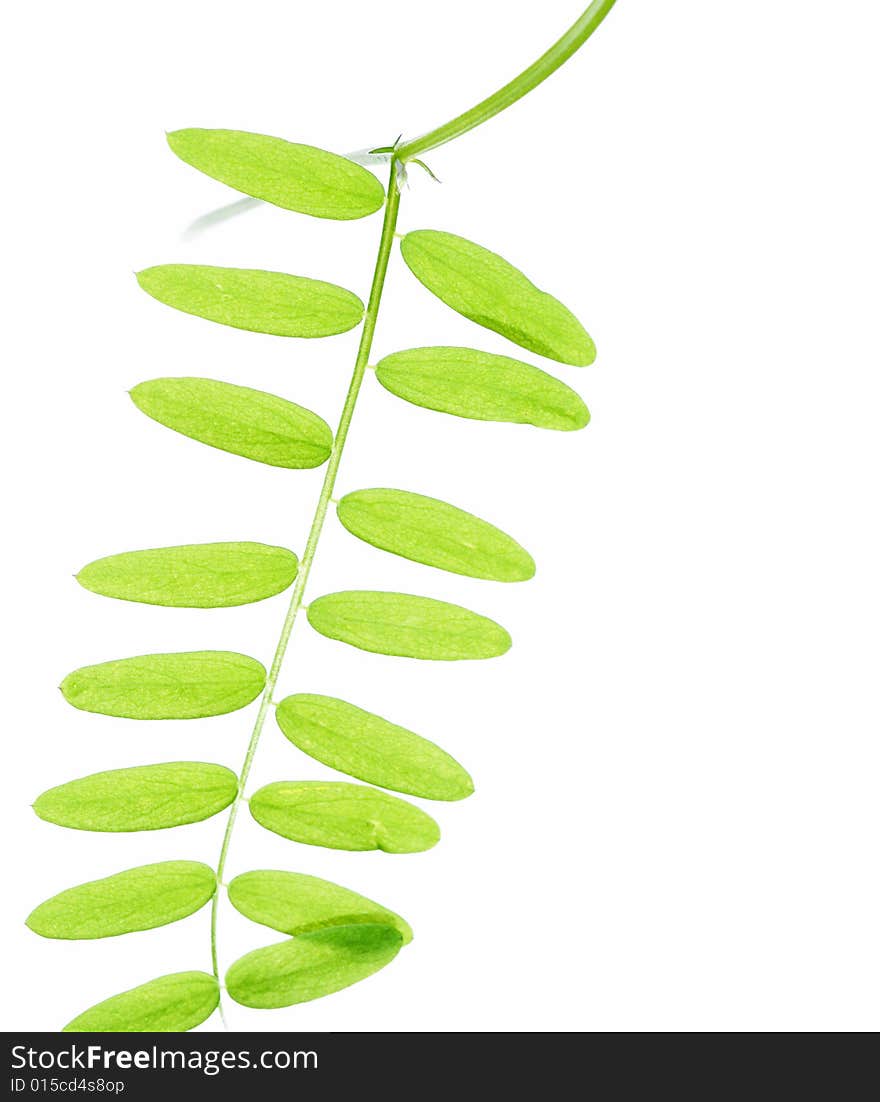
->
[396, 0, 617, 163]
[209, 162, 402, 1008]
[208, 0, 617, 1022]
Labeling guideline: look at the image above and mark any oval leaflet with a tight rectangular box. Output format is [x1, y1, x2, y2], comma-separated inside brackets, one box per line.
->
[226, 926, 403, 1009]
[375, 346, 590, 430]
[337, 487, 535, 582]
[167, 129, 386, 220]
[130, 378, 332, 469]
[63, 971, 219, 1033]
[307, 590, 512, 660]
[26, 861, 216, 940]
[276, 693, 473, 801]
[400, 230, 595, 366]
[33, 762, 238, 832]
[137, 264, 364, 338]
[77, 541, 299, 608]
[60, 651, 266, 720]
[250, 781, 440, 853]
[228, 870, 412, 943]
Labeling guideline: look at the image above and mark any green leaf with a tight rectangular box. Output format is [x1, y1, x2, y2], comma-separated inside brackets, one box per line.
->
[226, 926, 403, 1009]
[375, 346, 590, 430]
[307, 590, 512, 660]
[228, 870, 412, 943]
[167, 129, 386, 220]
[63, 971, 219, 1033]
[250, 781, 440, 853]
[136, 264, 364, 337]
[26, 861, 216, 940]
[275, 694, 473, 802]
[130, 378, 332, 469]
[33, 762, 238, 832]
[60, 651, 266, 720]
[337, 487, 535, 582]
[77, 541, 299, 608]
[400, 230, 595, 365]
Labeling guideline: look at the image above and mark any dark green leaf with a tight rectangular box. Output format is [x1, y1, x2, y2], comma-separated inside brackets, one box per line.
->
[400, 230, 595, 365]
[167, 129, 385, 220]
[26, 861, 216, 939]
[60, 651, 266, 719]
[63, 972, 219, 1033]
[137, 264, 364, 337]
[275, 694, 473, 801]
[307, 590, 512, 660]
[130, 378, 332, 469]
[33, 762, 238, 832]
[250, 781, 440, 853]
[228, 870, 412, 942]
[375, 346, 590, 430]
[77, 542, 298, 608]
[226, 926, 403, 1009]
[337, 487, 535, 581]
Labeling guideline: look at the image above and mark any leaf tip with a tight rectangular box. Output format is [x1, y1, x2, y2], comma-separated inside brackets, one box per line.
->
[572, 335, 597, 368]
[165, 127, 193, 152]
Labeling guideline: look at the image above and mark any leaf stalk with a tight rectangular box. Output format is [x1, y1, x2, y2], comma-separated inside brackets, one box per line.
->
[207, 0, 617, 1024]
[209, 162, 403, 1009]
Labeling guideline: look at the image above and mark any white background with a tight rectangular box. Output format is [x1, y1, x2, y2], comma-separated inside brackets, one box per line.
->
[2, 1, 878, 1033]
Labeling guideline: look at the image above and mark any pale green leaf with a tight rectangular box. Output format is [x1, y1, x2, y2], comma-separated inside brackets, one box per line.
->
[77, 541, 298, 608]
[400, 230, 595, 365]
[228, 870, 412, 943]
[167, 129, 385, 220]
[63, 971, 219, 1033]
[307, 590, 512, 660]
[250, 781, 440, 853]
[130, 378, 332, 469]
[375, 346, 590, 430]
[275, 694, 473, 801]
[136, 264, 364, 337]
[226, 926, 403, 1009]
[60, 651, 266, 719]
[337, 487, 535, 582]
[33, 762, 238, 832]
[26, 861, 216, 940]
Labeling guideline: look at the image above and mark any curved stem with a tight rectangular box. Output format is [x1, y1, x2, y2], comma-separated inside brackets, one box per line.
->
[209, 162, 403, 1006]
[396, 0, 617, 163]
[208, 0, 616, 1025]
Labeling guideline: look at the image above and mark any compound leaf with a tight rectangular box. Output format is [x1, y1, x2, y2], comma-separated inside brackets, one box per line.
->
[228, 870, 412, 943]
[375, 346, 590, 430]
[60, 651, 266, 720]
[167, 129, 385, 220]
[275, 694, 473, 801]
[33, 762, 238, 832]
[307, 591, 511, 660]
[62, 972, 219, 1033]
[130, 378, 332, 469]
[250, 781, 440, 853]
[400, 230, 595, 365]
[337, 488, 535, 582]
[226, 926, 403, 1009]
[77, 542, 298, 608]
[137, 264, 364, 338]
[26, 861, 216, 940]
